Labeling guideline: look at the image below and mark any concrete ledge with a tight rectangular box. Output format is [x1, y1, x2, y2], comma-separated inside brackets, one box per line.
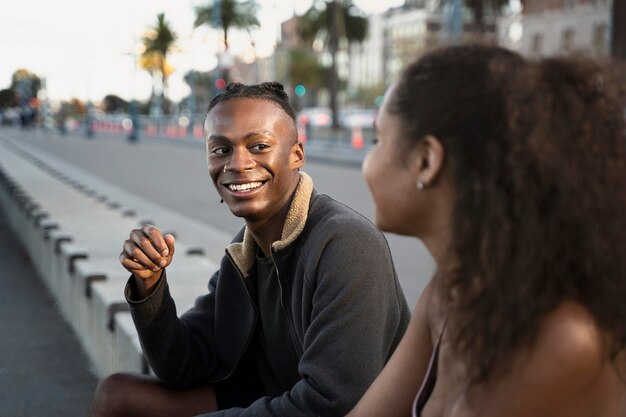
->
[0, 135, 227, 379]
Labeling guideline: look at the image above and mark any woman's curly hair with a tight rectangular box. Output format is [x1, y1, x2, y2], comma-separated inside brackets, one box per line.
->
[390, 45, 626, 384]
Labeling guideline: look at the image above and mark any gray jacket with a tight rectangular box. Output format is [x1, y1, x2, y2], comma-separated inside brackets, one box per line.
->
[127, 172, 411, 416]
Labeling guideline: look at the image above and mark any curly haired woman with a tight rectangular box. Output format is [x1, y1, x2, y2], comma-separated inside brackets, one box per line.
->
[349, 45, 626, 417]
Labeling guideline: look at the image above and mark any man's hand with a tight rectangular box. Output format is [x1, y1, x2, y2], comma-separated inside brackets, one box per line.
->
[120, 224, 175, 297]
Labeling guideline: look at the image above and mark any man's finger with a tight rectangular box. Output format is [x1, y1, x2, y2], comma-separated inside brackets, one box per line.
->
[119, 252, 147, 271]
[164, 234, 176, 259]
[123, 240, 161, 271]
[144, 225, 169, 257]
[130, 230, 167, 268]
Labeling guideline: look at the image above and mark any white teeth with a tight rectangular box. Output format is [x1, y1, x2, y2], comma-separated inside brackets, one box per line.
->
[229, 182, 262, 192]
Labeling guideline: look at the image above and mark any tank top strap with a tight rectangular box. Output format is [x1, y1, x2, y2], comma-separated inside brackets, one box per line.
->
[412, 319, 447, 417]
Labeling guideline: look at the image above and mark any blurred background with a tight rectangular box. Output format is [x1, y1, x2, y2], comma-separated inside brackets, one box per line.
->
[1, 0, 622, 141]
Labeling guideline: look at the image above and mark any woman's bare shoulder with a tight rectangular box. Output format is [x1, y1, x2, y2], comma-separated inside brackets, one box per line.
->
[530, 301, 605, 380]
[462, 301, 625, 417]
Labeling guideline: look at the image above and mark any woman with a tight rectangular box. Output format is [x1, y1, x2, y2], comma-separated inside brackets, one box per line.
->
[350, 45, 626, 416]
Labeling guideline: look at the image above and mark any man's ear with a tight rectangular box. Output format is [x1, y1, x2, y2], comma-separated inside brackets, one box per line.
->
[409, 135, 445, 187]
[290, 141, 306, 170]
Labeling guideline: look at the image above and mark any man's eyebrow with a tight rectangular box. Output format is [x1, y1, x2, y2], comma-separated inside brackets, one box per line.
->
[243, 130, 276, 141]
[207, 131, 277, 142]
[207, 134, 228, 142]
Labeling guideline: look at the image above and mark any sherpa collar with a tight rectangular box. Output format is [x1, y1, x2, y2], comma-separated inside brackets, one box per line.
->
[226, 172, 314, 278]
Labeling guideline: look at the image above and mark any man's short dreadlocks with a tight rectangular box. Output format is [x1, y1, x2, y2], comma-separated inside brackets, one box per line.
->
[207, 81, 296, 122]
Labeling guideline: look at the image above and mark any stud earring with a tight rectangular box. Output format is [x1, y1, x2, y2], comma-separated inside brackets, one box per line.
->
[416, 180, 426, 190]
[220, 198, 224, 204]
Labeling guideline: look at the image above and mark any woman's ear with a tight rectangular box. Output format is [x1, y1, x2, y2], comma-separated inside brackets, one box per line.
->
[410, 135, 445, 187]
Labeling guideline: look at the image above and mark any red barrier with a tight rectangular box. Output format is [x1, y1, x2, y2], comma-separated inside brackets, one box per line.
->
[166, 125, 176, 139]
[145, 124, 157, 137]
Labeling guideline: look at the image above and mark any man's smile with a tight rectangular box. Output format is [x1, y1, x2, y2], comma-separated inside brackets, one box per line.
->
[221, 179, 269, 197]
[228, 181, 263, 192]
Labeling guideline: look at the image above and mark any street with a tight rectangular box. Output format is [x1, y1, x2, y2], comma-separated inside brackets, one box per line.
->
[5, 128, 434, 307]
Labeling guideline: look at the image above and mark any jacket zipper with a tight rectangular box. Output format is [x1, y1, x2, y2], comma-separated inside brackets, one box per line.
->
[207, 250, 259, 383]
[272, 248, 304, 358]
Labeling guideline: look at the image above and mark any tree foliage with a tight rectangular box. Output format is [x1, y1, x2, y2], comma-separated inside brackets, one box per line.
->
[103, 94, 129, 113]
[194, 0, 260, 49]
[299, 0, 368, 48]
[142, 13, 177, 81]
[143, 13, 177, 61]
[10, 69, 41, 102]
[0, 89, 16, 109]
[142, 13, 177, 114]
[288, 47, 324, 89]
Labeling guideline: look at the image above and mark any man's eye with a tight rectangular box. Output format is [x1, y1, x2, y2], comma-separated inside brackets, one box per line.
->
[211, 147, 230, 155]
[251, 144, 269, 151]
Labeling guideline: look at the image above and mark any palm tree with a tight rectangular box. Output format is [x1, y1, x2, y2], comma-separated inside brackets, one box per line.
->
[299, 0, 368, 129]
[288, 47, 326, 110]
[11, 69, 41, 103]
[142, 13, 177, 114]
[194, 0, 260, 81]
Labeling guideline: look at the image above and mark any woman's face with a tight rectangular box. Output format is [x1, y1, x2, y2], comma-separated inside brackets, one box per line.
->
[362, 86, 425, 237]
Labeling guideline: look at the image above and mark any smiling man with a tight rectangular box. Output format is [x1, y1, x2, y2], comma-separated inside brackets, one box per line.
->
[89, 82, 410, 417]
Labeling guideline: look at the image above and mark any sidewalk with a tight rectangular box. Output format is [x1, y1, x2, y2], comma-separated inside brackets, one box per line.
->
[0, 204, 98, 417]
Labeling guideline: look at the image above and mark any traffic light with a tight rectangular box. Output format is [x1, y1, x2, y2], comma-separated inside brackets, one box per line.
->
[294, 85, 306, 97]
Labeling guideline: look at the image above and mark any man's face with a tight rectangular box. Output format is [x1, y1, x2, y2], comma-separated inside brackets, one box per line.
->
[205, 98, 304, 222]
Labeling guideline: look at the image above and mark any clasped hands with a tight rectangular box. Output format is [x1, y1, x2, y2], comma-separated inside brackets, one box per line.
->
[120, 224, 176, 296]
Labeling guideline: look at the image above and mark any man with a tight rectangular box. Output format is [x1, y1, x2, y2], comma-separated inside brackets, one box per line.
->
[89, 82, 410, 416]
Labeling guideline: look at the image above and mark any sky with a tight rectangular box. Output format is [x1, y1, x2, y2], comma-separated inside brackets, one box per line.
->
[0, 0, 404, 103]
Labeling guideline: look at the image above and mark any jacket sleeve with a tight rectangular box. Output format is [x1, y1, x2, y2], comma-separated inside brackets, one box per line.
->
[200, 222, 411, 417]
[126, 269, 226, 388]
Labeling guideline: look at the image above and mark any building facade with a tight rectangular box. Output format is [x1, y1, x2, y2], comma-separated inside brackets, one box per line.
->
[519, 0, 612, 56]
[348, 0, 499, 89]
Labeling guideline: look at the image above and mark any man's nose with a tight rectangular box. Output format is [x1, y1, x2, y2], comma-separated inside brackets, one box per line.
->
[228, 147, 255, 171]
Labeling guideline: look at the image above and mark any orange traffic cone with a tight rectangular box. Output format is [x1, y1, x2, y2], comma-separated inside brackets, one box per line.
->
[351, 126, 364, 150]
